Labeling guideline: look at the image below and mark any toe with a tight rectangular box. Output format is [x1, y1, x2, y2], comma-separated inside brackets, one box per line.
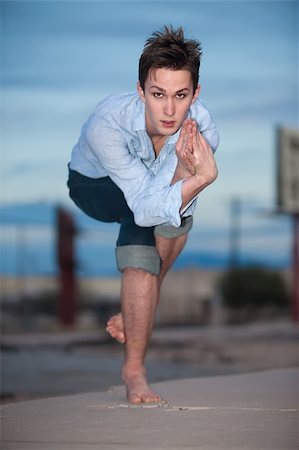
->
[143, 395, 154, 403]
[149, 392, 162, 403]
[154, 395, 162, 402]
[128, 393, 142, 404]
[118, 332, 125, 343]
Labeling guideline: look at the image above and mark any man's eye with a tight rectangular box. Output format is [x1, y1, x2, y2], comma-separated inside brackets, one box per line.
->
[176, 94, 185, 99]
[153, 92, 163, 98]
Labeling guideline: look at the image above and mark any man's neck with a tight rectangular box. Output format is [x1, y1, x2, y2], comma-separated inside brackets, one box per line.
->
[151, 135, 167, 156]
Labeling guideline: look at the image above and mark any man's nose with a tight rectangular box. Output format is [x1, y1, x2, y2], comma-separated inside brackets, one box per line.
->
[164, 99, 175, 116]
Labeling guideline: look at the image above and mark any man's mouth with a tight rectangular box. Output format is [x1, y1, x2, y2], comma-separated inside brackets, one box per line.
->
[161, 120, 176, 128]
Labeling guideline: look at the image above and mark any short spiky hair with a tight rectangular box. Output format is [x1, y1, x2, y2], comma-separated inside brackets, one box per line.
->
[138, 25, 202, 93]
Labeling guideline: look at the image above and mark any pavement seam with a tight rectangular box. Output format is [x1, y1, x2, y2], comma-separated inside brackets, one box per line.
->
[165, 406, 298, 412]
[86, 404, 298, 412]
[86, 402, 168, 409]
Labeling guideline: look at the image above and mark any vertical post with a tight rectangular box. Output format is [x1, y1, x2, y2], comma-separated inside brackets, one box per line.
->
[56, 207, 77, 326]
[229, 198, 241, 268]
[275, 126, 299, 322]
[292, 213, 299, 323]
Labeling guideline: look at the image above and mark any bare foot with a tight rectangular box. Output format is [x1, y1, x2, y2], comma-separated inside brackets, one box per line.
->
[106, 313, 126, 344]
[123, 370, 162, 404]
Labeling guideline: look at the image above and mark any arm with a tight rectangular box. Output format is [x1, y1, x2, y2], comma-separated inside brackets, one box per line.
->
[85, 118, 183, 227]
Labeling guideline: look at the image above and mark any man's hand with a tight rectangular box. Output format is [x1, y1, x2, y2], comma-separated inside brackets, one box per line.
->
[186, 120, 218, 185]
[178, 119, 218, 211]
[173, 119, 218, 186]
[172, 119, 196, 184]
[175, 119, 196, 176]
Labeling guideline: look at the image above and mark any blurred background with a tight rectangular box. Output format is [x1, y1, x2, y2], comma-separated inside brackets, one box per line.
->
[1, 0, 298, 402]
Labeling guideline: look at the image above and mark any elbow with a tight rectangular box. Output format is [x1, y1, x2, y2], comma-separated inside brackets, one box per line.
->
[132, 207, 147, 227]
[133, 208, 166, 227]
[134, 215, 146, 227]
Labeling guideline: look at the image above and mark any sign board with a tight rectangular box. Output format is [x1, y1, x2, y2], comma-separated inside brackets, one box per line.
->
[277, 127, 299, 214]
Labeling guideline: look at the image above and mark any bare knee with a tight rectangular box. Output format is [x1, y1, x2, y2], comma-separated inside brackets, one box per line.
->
[156, 233, 188, 283]
[122, 267, 158, 286]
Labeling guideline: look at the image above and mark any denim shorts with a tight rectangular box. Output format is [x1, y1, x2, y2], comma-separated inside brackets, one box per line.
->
[67, 167, 192, 275]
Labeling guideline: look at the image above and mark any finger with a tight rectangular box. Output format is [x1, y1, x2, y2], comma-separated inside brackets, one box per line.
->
[182, 118, 190, 133]
[197, 131, 213, 153]
[181, 156, 196, 175]
[185, 150, 196, 165]
[187, 120, 193, 135]
[192, 122, 198, 151]
[186, 132, 193, 154]
[196, 128, 208, 145]
[176, 126, 186, 152]
[183, 127, 190, 151]
[184, 157, 196, 175]
[192, 120, 198, 134]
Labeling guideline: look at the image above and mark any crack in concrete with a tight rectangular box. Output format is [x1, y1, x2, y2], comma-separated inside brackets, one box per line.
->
[165, 406, 298, 412]
[87, 402, 168, 409]
[87, 403, 298, 412]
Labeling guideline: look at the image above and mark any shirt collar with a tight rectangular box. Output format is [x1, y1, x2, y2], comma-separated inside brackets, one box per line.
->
[165, 128, 181, 145]
[132, 95, 146, 131]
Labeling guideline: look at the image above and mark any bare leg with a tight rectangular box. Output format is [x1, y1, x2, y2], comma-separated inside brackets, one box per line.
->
[156, 233, 188, 288]
[106, 233, 188, 344]
[108, 234, 188, 403]
[121, 268, 161, 403]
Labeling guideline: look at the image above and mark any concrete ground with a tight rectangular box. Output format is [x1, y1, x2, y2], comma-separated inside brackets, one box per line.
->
[1, 321, 298, 449]
[1, 320, 298, 402]
[1, 368, 298, 450]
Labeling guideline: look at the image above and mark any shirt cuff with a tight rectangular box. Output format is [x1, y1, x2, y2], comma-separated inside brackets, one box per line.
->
[164, 179, 185, 227]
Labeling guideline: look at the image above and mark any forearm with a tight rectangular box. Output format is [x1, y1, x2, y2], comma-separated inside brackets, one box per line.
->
[180, 172, 217, 212]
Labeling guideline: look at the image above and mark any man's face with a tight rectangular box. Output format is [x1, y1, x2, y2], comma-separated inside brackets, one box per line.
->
[137, 67, 200, 139]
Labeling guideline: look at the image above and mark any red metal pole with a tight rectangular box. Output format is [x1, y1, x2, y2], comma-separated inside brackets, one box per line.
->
[293, 213, 299, 323]
[56, 207, 77, 326]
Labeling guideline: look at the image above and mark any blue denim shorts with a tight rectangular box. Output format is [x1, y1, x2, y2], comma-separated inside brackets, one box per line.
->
[67, 168, 192, 275]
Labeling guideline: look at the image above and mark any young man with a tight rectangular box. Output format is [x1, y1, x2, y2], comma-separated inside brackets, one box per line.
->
[68, 26, 219, 403]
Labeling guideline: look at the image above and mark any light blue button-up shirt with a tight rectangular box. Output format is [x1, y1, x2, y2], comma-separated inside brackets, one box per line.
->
[69, 92, 219, 227]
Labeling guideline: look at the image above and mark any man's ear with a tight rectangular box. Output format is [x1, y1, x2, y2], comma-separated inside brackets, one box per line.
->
[137, 82, 145, 102]
[191, 84, 201, 104]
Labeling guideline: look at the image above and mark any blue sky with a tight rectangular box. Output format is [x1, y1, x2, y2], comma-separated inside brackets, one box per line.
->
[1, 0, 298, 272]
